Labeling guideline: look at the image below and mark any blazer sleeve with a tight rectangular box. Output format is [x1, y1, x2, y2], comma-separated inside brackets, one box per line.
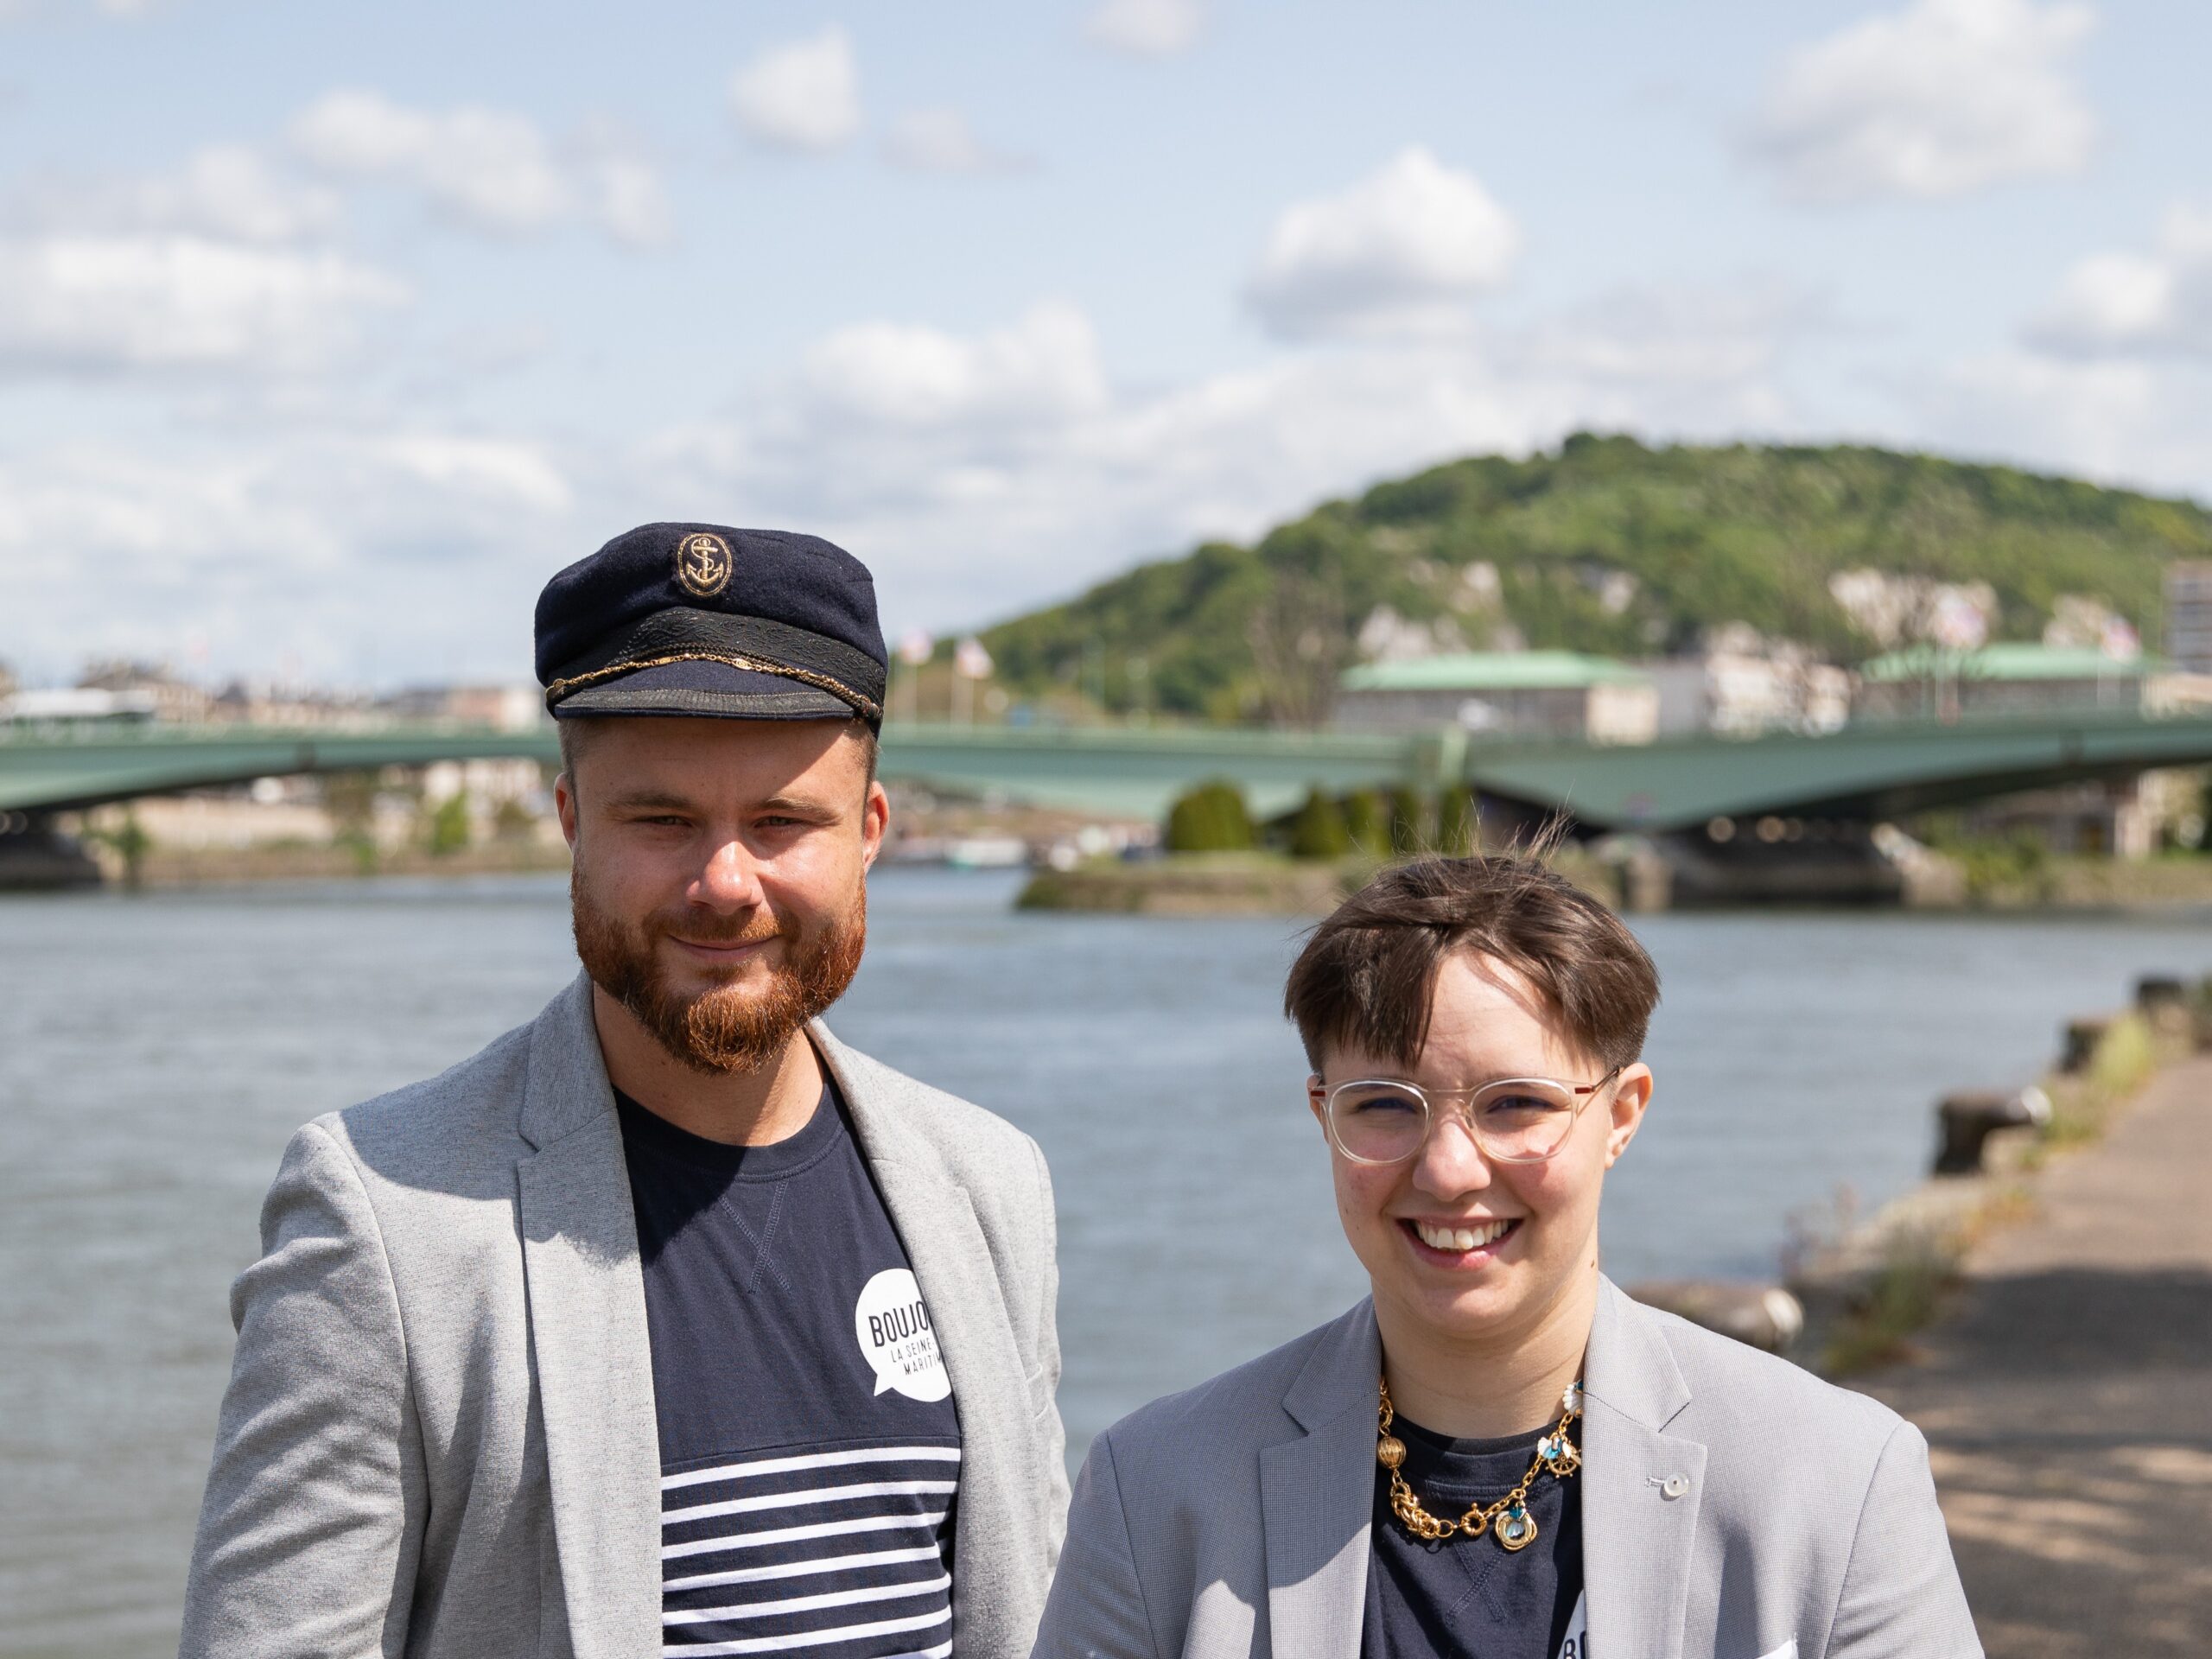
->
[1031, 1429, 1160, 1659]
[1824, 1419, 1983, 1658]
[177, 1122, 427, 1659]
[1030, 1135, 1072, 1562]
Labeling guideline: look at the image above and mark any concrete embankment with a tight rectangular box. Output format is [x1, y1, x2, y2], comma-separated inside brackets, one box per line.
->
[1848, 1046, 2212, 1655]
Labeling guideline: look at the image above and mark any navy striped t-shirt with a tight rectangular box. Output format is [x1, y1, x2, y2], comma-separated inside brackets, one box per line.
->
[618, 1084, 962, 1659]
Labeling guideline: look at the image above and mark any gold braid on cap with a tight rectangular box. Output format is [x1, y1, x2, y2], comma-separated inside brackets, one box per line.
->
[543, 652, 882, 721]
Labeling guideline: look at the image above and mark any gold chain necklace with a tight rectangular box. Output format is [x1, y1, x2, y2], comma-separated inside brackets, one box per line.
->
[1376, 1378, 1584, 1551]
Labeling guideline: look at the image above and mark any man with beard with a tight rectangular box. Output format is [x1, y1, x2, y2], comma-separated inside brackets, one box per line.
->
[179, 524, 1068, 1659]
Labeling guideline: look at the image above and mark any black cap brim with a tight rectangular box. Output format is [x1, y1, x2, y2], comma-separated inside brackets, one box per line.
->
[550, 658, 860, 721]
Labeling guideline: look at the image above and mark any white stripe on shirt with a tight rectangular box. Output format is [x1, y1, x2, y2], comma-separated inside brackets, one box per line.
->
[665, 1543, 944, 1593]
[664, 1445, 962, 1491]
[664, 1478, 957, 1527]
[665, 1571, 950, 1625]
[664, 1605, 950, 1657]
[660, 1509, 947, 1562]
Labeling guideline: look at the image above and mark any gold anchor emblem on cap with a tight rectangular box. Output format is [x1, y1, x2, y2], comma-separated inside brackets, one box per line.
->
[674, 531, 734, 599]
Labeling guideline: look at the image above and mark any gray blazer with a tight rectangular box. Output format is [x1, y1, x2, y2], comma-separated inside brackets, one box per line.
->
[180, 972, 1068, 1659]
[1034, 1281, 1979, 1659]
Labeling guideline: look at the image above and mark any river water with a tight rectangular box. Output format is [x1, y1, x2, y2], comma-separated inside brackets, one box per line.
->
[2, 868, 2206, 1655]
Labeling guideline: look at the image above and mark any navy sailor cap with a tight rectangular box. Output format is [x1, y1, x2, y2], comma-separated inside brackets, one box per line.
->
[534, 522, 888, 727]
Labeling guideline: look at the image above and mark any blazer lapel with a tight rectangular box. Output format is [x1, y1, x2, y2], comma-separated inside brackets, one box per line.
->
[814, 1022, 1038, 1659]
[515, 975, 661, 1659]
[1259, 1301, 1382, 1659]
[1581, 1278, 1707, 1659]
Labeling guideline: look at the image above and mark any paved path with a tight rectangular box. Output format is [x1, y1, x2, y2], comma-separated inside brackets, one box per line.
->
[1861, 1053, 2212, 1657]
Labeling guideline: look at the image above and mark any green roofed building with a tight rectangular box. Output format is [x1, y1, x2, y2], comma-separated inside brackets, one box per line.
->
[1856, 642, 2164, 721]
[1333, 651, 1658, 743]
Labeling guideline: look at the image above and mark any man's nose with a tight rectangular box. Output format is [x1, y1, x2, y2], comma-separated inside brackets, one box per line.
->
[691, 834, 766, 912]
[1412, 1110, 1496, 1198]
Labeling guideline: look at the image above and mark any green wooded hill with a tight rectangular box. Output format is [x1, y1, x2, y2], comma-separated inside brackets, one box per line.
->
[976, 434, 2212, 725]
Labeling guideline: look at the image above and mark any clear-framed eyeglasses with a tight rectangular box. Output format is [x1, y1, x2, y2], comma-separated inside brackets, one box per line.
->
[1311, 1066, 1625, 1166]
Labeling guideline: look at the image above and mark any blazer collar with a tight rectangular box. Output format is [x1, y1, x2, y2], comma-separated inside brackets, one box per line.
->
[518, 971, 617, 1152]
[1262, 1301, 1380, 1659]
[1580, 1276, 1707, 1659]
[810, 1017, 935, 1172]
[1584, 1274, 1694, 1430]
[515, 972, 658, 1659]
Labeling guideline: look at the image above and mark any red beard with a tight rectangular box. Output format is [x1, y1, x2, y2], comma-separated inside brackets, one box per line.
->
[572, 874, 866, 1075]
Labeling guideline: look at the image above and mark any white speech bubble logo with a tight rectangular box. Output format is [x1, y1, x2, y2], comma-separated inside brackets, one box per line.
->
[854, 1268, 951, 1402]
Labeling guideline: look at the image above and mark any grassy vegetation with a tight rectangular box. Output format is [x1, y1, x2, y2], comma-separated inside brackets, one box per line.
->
[2044, 1011, 2161, 1148]
[1816, 1003, 2184, 1376]
[971, 434, 2212, 723]
[1823, 1228, 1962, 1376]
[1913, 817, 2056, 906]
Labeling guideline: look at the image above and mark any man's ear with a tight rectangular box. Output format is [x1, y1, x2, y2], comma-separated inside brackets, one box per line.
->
[555, 771, 581, 851]
[859, 779, 890, 871]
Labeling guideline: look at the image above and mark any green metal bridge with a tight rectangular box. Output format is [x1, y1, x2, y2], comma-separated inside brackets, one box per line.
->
[4, 710, 2212, 831]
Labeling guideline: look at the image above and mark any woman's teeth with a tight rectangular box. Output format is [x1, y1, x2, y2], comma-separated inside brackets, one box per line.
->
[1413, 1218, 1516, 1252]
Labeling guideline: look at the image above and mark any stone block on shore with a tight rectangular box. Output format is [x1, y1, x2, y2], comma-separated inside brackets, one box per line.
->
[1629, 1280, 1806, 1353]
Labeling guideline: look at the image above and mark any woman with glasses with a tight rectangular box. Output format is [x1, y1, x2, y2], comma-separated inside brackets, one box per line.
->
[1033, 855, 1978, 1659]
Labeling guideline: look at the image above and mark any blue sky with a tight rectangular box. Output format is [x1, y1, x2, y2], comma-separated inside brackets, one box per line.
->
[3, 0, 2209, 688]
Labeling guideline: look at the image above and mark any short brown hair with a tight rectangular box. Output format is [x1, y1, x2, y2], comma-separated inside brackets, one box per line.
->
[1284, 854, 1659, 1072]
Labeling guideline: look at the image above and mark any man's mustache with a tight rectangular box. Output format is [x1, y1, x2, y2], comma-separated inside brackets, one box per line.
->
[647, 912, 786, 949]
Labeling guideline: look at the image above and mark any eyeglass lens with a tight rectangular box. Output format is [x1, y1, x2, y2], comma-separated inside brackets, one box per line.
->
[1327, 1079, 1584, 1164]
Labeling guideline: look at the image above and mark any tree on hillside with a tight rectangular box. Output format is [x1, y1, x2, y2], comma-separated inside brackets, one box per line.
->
[1247, 567, 1351, 727]
[976, 438, 2212, 723]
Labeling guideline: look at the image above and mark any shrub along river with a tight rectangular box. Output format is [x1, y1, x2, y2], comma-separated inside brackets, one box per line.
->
[3, 868, 2206, 1655]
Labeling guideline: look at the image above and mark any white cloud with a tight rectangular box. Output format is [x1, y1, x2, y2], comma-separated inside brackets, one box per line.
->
[25, 144, 342, 244]
[2028, 205, 2212, 355]
[0, 234, 408, 373]
[1510, 282, 1821, 389]
[1746, 0, 2097, 203]
[639, 289, 1810, 631]
[289, 90, 667, 245]
[788, 302, 1109, 434]
[1243, 147, 1521, 340]
[1909, 347, 2212, 496]
[373, 435, 573, 512]
[1083, 0, 1205, 58]
[728, 27, 861, 153]
[583, 151, 672, 248]
[0, 0, 160, 17]
[0, 431, 576, 685]
[880, 108, 1030, 175]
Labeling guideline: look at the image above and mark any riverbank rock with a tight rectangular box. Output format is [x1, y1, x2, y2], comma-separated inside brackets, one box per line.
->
[1015, 853, 1357, 917]
[1629, 1280, 1805, 1352]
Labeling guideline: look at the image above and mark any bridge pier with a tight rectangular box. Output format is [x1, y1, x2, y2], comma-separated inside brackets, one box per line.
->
[1607, 823, 1910, 911]
[0, 812, 103, 892]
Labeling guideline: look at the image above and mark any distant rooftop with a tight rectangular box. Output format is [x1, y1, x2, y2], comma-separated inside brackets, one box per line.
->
[1859, 642, 2169, 683]
[1340, 651, 1650, 694]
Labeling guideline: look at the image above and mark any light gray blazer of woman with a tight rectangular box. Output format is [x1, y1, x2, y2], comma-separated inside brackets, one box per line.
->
[1032, 1278, 1980, 1659]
